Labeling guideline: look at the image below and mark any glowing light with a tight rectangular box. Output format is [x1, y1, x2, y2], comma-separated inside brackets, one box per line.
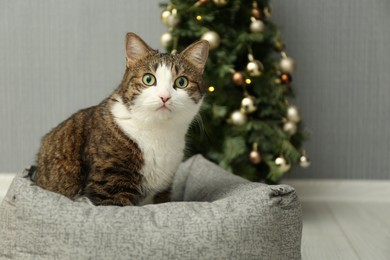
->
[208, 86, 215, 92]
[196, 15, 202, 21]
[245, 78, 252, 84]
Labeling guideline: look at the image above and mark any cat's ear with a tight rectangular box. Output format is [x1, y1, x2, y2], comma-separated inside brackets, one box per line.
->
[181, 40, 209, 72]
[125, 33, 154, 68]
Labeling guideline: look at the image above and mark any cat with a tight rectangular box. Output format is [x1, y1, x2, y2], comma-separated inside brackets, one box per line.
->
[33, 33, 209, 206]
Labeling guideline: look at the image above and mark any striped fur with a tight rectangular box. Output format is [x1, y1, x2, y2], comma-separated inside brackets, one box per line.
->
[34, 33, 209, 206]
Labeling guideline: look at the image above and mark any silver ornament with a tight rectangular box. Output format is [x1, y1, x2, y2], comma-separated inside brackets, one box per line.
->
[201, 31, 221, 50]
[250, 18, 265, 33]
[300, 155, 311, 168]
[286, 105, 301, 123]
[283, 121, 297, 135]
[275, 156, 291, 173]
[230, 110, 247, 126]
[241, 96, 257, 114]
[160, 32, 172, 48]
[279, 56, 296, 74]
[246, 60, 264, 77]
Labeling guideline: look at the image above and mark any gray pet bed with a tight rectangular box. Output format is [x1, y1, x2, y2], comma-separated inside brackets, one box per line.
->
[0, 155, 302, 260]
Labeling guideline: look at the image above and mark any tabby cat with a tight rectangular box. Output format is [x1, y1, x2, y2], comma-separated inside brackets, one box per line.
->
[33, 33, 209, 206]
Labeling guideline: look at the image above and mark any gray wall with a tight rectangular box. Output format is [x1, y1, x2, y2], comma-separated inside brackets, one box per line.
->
[272, 1, 390, 179]
[1, 1, 389, 179]
[0, 0, 165, 172]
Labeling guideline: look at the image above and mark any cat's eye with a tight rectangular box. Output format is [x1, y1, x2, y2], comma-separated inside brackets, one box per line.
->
[174, 76, 189, 89]
[142, 73, 156, 86]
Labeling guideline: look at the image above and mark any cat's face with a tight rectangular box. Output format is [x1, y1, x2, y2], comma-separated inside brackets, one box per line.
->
[113, 33, 209, 125]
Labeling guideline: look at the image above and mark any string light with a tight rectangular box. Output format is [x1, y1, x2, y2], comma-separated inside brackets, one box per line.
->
[196, 15, 202, 21]
[208, 86, 215, 92]
[245, 78, 252, 85]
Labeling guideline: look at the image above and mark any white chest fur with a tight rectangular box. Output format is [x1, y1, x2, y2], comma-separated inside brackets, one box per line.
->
[110, 64, 202, 200]
[110, 98, 195, 197]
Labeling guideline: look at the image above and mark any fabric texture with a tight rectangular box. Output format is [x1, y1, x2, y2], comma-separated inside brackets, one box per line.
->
[0, 155, 302, 260]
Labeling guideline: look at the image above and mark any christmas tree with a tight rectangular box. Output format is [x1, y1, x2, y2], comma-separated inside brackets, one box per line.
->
[160, 0, 310, 183]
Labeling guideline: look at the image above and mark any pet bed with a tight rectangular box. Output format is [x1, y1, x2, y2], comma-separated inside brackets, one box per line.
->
[0, 155, 302, 259]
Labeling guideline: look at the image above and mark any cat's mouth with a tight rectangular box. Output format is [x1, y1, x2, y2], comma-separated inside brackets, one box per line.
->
[156, 104, 172, 112]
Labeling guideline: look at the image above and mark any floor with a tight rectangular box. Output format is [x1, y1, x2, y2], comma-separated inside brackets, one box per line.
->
[1, 174, 389, 259]
[285, 180, 390, 260]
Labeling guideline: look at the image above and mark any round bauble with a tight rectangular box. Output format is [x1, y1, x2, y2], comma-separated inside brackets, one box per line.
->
[274, 40, 285, 52]
[279, 56, 295, 74]
[299, 155, 311, 168]
[263, 6, 272, 17]
[166, 10, 180, 28]
[252, 8, 261, 19]
[280, 73, 292, 84]
[250, 19, 265, 33]
[275, 156, 291, 173]
[283, 121, 297, 135]
[213, 0, 228, 6]
[161, 10, 171, 25]
[230, 110, 247, 126]
[160, 32, 172, 48]
[249, 150, 262, 164]
[286, 105, 301, 123]
[232, 72, 245, 86]
[241, 96, 257, 114]
[246, 60, 264, 77]
[201, 31, 221, 50]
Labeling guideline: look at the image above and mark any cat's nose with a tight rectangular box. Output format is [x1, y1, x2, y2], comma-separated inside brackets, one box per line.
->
[160, 95, 171, 103]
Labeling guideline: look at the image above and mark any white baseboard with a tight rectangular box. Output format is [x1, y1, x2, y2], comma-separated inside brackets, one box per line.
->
[284, 179, 390, 202]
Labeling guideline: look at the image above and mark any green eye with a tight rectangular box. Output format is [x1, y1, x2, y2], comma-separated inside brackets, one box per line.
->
[142, 73, 156, 86]
[175, 76, 189, 89]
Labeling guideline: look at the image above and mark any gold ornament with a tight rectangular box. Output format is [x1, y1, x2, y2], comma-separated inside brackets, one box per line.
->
[249, 150, 261, 164]
[230, 110, 247, 126]
[286, 105, 301, 123]
[274, 40, 285, 52]
[280, 73, 292, 84]
[165, 9, 180, 28]
[250, 17, 265, 33]
[283, 121, 297, 135]
[246, 60, 264, 77]
[249, 143, 262, 164]
[251, 1, 261, 19]
[213, 0, 228, 6]
[232, 72, 245, 86]
[263, 6, 272, 17]
[160, 32, 172, 48]
[241, 96, 257, 114]
[275, 156, 291, 173]
[299, 150, 311, 168]
[300, 155, 311, 168]
[201, 31, 221, 50]
[252, 8, 261, 19]
[161, 10, 171, 25]
[279, 53, 296, 74]
[246, 54, 264, 77]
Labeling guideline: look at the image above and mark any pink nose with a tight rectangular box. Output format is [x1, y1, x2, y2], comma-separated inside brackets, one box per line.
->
[160, 96, 171, 103]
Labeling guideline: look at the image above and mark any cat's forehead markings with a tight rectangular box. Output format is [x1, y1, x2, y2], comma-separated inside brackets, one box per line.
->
[152, 63, 159, 72]
[155, 63, 173, 84]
